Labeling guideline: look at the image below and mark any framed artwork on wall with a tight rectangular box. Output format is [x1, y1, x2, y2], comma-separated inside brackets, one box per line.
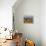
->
[24, 16, 33, 24]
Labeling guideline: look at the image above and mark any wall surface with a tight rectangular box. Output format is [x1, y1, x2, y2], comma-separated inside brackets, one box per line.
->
[0, 0, 16, 30]
[41, 0, 46, 46]
[13, 0, 41, 46]
[0, 0, 16, 39]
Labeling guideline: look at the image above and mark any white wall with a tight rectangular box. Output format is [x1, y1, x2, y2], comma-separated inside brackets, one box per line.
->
[13, 0, 41, 46]
[41, 0, 46, 46]
[0, 0, 16, 30]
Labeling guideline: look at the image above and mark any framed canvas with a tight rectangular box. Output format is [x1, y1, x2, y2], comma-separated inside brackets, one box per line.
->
[24, 16, 33, 24]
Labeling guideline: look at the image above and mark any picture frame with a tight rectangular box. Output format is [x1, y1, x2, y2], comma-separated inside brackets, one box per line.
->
[24, 16, 33, 24]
